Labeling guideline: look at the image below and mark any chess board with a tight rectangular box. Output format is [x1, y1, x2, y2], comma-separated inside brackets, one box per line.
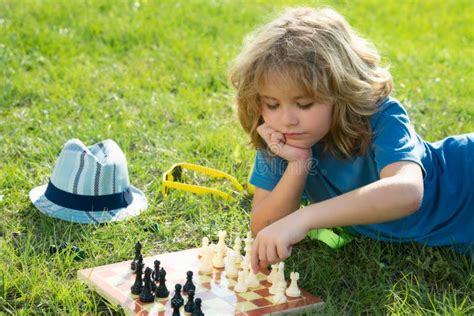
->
[77, 248, 323, 315]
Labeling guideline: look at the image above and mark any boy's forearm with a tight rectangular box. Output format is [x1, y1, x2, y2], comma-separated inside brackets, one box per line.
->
[297, 176, 423, 230]
[251, 159, 310, 234]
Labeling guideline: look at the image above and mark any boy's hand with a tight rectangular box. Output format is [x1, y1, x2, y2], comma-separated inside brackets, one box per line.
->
[250, 211, 308, 274]
[257, 123, 311, 162]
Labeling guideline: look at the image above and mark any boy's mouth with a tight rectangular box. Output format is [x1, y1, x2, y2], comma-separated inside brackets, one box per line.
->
[284, 132, 305, 138]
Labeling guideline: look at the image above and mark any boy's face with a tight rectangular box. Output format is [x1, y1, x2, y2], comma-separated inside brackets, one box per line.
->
[258, 74, 333, 149]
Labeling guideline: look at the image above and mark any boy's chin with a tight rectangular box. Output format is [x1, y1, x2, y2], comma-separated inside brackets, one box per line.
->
[285, 139, 314, 149]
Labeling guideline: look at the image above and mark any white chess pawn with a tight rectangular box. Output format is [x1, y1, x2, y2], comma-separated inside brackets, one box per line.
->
[285, 272, 301, 297]
[233, 236, 243, 264]
[273, 281, 287, 304]
[199, 245, 214, 273]
[199, 236, 209, 257]
[233, 270, 248, 292]
[216, 230, 227, 256]
[246, 269, 260, 289]
[225, 252, 238, 277]
[212, 246, 225, 268]
[267, 263, 278, 283]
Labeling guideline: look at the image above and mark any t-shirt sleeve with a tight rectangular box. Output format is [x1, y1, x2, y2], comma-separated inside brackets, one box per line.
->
[249, 150, 287, 192]
[370, 99, 426, 176]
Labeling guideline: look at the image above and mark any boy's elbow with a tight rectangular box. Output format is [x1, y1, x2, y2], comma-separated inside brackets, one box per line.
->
[404, 182, 424, 215]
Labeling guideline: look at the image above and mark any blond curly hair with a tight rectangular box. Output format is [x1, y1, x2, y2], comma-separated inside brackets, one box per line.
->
[229, 7, 393, 159]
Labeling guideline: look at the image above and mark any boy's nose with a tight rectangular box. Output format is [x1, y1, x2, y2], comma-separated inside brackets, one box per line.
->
[282, 108, 298, 126]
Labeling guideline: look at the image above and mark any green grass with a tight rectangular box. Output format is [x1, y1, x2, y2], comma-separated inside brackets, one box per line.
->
[0, 0, 473, 314]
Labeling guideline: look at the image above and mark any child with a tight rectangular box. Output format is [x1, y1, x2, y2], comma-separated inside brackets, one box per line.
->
[228, 7, 474, 272]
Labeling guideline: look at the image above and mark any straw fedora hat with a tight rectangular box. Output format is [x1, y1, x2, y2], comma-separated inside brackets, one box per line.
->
[29, 139, 147, 224]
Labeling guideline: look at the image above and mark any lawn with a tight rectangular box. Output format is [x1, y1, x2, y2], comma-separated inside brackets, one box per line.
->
[0, 0, 473, 314]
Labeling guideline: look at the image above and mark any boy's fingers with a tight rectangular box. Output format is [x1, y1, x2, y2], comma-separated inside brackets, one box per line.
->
[259, 259, 269, 269]
[266, 244, 277, 264]
[276, 243, 292, 261]
[251, 238, 260, 274]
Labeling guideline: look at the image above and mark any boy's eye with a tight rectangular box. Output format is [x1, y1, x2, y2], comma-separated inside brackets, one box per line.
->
[264, 102, 279, 109]
[296, 102, 314, 109]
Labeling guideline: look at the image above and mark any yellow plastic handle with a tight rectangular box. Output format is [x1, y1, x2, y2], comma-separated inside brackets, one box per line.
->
[162, 162, 244, 201]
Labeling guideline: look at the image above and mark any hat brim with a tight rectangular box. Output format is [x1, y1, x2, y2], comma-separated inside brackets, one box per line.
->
[29, 184, 148, 224]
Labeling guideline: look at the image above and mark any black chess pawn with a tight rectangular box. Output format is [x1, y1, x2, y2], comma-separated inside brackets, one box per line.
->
[191, 298, 204, 316]
[184, 288, 195, 313]
[155, 267, 169, 298]
[183, 270, 195, 294]
[131, 241, 142, 272]
[130, 259, 144, 295]
[171, 284, 185, 313]
[139, 267, 156, 303]
[152, 260, 161, 282]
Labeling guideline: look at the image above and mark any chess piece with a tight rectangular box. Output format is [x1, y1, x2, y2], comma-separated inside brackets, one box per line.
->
[216, 230, 227, 256]
[183, 271, 196, 293]
[199, 245, 214, 273]
[155, 268, 169, 298]
[170, 284, 185, 313]
[184, 288, 195, 313]
[233, 236, 242, 264]
[269, 266, 280, 295]
[277, 262, 285, 283]
[285, 272, 301, 297]
[152, 260, 161, 282]
[241, 234, 253, 269]
[131, 241, 142, 272]
[224, 252, 238, 277]
[191, 298, 204, 316]
[212, 247, 225, 268]
[246, 269, 260, 289]
[139, 267, 156, 303]
[130, 257, 143, 295]
[199, 237, 209, 257]
[267, 263, 278, 283]
[273, 281, 287, 304]
[234, 270, 248, 292]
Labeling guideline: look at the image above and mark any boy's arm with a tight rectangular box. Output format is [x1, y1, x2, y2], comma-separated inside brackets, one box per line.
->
[250, 161, 424, 272]
[250, 158, 310, 235]
[299, 161, 423, 229]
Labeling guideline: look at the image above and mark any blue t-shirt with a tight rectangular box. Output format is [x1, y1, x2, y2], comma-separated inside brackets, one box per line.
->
[250, 97, 474, 252]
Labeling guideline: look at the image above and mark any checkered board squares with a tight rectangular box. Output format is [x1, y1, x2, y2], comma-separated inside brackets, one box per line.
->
[78, 247, 323, 315]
